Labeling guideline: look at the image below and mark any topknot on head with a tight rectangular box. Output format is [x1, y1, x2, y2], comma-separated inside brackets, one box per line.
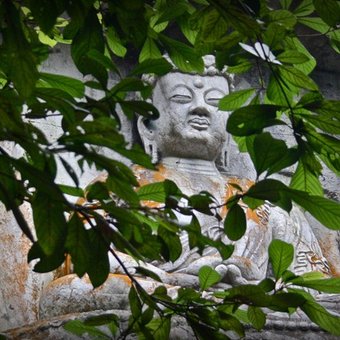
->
[142, 54, 233, 88]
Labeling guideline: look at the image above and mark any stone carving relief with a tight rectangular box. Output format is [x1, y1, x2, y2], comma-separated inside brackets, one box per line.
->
[38, 56, 336, 324]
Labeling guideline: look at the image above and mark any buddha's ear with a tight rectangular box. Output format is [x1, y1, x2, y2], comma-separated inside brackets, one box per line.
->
[137, 116, 159, 163]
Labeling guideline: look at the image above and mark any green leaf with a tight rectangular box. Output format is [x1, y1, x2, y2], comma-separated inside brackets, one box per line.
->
[224, 204, 247, 241]
[298, 17, 330, 34]
[293, 0, 314, 16]
[300, 113, 340, 134]
[265, 9, 297, 28]
[59, 157, 80, 187]
[137, 181, 166, 202]
[84, 314, 119, 327]
[146, 318, 171, 340]
[129, 286, 142, 319]
[290, 277, 340, 294]
[301, 299, 340, 335]
[71, 9, 106, 86]
[246, 179, 290, 210]
[109, 78, 147, 97]
[290, 161, 323, 196]
[28, 241, 66, 272]
[86, 49, 118, 72]
[86, 227, 110, 288]
[284, 37, 316, 74]
[227, 105, 283, 136]
[288, 189, 340, 230]
[196, 7, 228, 43]
[106, 27, 127, 57]
[267, 148, 299, 176]
[258, 278, 276, 292]
[39, 72, 85, 98]
[160, 35, 204, 73]
[156, 0, 188, 24]
[304, 129, 340, 172]
[279, 65, 318, 91]
[129, 58, 173, 76]
[158, 226, 182, 262]
[277, 50, 310, 64]
[139, 37, 162, 63]
[135, 267, 162, 282]
[219, 88, 255, 111]
[269, 239, 294, 279]
[198, 265, 221, 290]
[1, 2, 39, 97]
[65, 214, 92, 277]
[297, 92, 323, 108]
[119, 100, 159, 120]
[218, 312, 245, 336]
[314, 0, 340, 27]
[266, 73, 293, 106]
[27, 0, 63, 33]
[247, 306, 266, 331]
[64, 320, 110, 338]
[247, 132, 289, 177]
[32, 192, 67, 255]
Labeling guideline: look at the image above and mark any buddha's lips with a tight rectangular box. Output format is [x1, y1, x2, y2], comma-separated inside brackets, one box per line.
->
[188, 116, 210, 130]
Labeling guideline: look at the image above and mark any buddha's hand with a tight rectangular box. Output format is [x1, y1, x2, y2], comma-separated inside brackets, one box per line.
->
[214, 264, 248, 286]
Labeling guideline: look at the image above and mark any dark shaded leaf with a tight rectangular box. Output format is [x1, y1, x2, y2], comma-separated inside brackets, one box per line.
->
[129, 58, 173, 76]
[84, 314, 119, 327]
[314, 0, 340, 27]
[146, 317, 171, 340]
[135, 267, 162, 282]
[65, 214, 92, 277]
[119, 100, 159, 120]
[39, 72, 85, 98]
[129, 286, 142, 319]
[28, 241, 66, 272]
[227, 105, 284, 136]
[247, 306, 266, 330]
[224, 204, 247, 241]
[64, 320, 110, 338]
[247, 132, 289, 177]
[1, 1, 39, 97]
[86, 227, 110, 288]
[32, 192, 67, 255]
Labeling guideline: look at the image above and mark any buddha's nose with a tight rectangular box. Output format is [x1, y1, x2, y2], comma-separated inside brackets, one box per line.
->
[189, 106, 210, 117]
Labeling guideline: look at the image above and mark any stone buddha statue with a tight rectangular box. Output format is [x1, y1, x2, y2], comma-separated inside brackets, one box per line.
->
[39, 56, 332, 322]
[128, 55, 330, 286]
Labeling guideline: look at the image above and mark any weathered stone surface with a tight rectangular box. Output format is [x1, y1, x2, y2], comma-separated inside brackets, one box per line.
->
[1, 43, 339, 337]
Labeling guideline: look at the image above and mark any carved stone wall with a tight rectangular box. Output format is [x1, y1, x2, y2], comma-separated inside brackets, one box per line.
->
[0, 43, 339, 338]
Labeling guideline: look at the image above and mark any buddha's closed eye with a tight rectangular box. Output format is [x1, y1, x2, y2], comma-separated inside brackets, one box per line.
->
[205, 89, 225, 107]
[170, 94, 192, 103]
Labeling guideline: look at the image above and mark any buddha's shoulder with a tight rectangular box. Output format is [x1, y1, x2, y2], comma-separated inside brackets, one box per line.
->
[132, 164, 169, 185]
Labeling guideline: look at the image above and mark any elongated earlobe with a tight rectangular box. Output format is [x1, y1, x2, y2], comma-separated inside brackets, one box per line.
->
[137, 116, 159, 164]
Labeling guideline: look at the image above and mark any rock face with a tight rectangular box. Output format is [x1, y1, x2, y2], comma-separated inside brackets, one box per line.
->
[1, 47, 339, 339]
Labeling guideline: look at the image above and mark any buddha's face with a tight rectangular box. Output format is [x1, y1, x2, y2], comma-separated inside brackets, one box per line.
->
[149, 72, 229, 161]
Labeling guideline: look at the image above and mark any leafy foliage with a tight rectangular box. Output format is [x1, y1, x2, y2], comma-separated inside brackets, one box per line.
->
[0, 0, 340, 338]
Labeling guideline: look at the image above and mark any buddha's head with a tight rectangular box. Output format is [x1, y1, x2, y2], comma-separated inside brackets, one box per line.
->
[137, 55, 231, 166]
